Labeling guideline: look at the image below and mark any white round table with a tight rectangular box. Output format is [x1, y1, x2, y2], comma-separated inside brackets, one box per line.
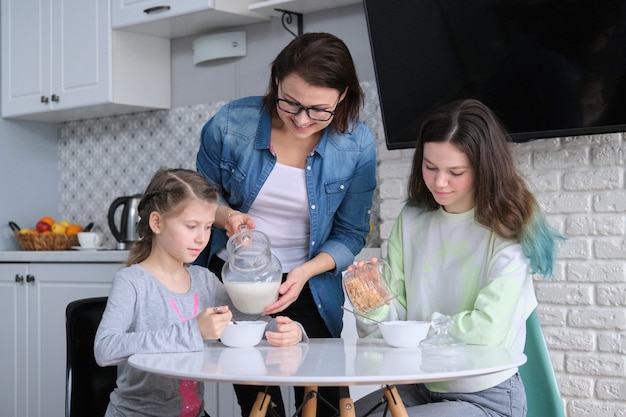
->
[129, 338, 526, 417]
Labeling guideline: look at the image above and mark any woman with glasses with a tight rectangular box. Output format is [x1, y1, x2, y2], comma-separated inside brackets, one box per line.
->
[195, 32, 377, 417]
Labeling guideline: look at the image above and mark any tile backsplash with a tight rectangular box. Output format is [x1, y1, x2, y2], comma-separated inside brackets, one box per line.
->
[59, 81, 383, 248]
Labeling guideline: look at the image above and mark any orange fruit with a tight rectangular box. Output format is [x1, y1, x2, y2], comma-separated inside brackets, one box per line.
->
[40, 216, 55, 226]
[66, 225, 82, 234]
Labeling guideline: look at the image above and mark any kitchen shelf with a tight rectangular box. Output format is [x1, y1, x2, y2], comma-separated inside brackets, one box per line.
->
[249, 0, 361, 16]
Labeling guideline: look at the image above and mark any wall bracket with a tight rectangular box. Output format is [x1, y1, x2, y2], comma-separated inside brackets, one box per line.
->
[275, 8, 303, 37]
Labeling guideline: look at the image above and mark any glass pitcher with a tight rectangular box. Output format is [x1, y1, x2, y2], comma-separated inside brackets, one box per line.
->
[221, 226, 283, 314]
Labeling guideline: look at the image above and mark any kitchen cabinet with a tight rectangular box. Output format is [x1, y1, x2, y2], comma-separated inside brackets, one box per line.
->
[248, 0, 361, 15]
[1, 0, 170, 123]
[0, 262, 120, 417]
[112, 0, 270, 39]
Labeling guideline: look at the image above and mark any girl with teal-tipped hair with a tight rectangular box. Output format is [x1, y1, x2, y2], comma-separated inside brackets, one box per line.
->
[352, 98, 562, 417]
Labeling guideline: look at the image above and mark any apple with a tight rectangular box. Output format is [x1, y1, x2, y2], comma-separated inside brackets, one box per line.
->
[51, 223, 67, 234]
[36, 220, 52, 233]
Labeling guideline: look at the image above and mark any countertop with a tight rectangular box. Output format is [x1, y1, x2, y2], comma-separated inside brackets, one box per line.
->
[0, 249, 129, 263]
[0, 247, 380, 264]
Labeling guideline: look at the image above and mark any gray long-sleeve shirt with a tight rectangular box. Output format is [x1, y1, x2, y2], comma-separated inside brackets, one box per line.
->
[94, 264, 274, 417]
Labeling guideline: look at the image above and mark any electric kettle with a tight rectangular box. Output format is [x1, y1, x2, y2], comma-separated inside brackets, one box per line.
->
[107, 195, 141, 250]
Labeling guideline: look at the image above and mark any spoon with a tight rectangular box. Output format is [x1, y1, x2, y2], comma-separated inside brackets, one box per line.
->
[213, 306, 238, 324]
[341, 306, 384, 324]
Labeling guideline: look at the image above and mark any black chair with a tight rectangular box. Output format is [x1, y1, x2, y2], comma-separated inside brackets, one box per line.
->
[66, 297, 117, 417]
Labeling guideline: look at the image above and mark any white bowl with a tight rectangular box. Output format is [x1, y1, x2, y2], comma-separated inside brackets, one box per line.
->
[220, 320, 267, 348]
[378, 320, 431, 348]
[218, 348, 267, 375]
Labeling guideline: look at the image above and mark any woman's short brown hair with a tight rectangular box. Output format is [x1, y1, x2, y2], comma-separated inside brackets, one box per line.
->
[263, 32, 363, 134]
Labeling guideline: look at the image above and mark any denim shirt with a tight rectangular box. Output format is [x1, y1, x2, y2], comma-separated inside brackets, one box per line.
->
[195, 96, 377, 336]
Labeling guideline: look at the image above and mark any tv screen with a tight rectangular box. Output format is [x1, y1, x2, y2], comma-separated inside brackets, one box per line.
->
[364, 0, 626, 149]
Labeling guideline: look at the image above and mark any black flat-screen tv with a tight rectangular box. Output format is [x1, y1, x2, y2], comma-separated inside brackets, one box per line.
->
[364, 0, 626, 149]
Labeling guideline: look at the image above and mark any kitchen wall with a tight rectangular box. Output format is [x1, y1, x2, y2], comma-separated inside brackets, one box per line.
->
[58, 80, 384, 249]
[4, 3, 626, 416]
[0, 119, 59, 250]
[170, 4, 375, 108]
[0, 9, 62, 251]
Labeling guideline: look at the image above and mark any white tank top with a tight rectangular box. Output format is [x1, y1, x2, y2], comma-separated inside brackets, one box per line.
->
[247, 163, 310, 272]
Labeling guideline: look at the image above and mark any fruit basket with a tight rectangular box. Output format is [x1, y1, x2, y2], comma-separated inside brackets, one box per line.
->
[13, 231, 79, 251]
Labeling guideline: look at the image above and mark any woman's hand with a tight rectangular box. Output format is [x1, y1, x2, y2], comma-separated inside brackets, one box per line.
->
[224, 211, 255, 237]
[263, 253, 336, 315]
[265, 316, 303, 347]
[265, 345, 304, 375]
[196, 306, 232, 340]
[262, 267, 308, 315]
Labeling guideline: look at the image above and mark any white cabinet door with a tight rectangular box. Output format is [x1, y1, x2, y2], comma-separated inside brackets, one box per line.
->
[28, 263, 119, 417]
[0, 0, 52, 117]
[111, 0, 269, 38]
[0, 265, 29, 417]
[0, 0, 104, 116]
[49, 0, 111, 110]
[0, 262, 120, 417]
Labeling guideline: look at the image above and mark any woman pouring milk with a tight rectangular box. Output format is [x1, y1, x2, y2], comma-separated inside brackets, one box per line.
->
[194, 32, 377, 417]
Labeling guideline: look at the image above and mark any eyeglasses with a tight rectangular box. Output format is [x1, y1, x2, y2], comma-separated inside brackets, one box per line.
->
[276, 96, 340, 122]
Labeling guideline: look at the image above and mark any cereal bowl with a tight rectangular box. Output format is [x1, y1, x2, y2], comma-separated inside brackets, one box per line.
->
[220, 321, 267, 348]
[378, 320, 431, 348]
[218, 348, 267, 375]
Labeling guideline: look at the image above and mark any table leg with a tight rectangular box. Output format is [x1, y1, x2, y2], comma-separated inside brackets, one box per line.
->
[338, 386, 356, 417]
[250, 391, 272, 417]
[383, 386, 408, 417]
[302, 386, 317, 417]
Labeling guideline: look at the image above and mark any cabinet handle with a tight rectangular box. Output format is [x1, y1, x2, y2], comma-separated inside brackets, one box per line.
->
[51, 94, 60, 103]
[41, 96, 49, 103]
[143, 5, 171, 14]
[15, 274, 24, 283]
[26, 274, 35, 283]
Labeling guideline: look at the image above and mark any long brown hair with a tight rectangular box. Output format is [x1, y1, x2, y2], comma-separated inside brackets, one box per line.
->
[126, 168, 217, 266]
[408, 99, 534, 239]
[262, 32, 363, 134]
[407, 99, 561, 275]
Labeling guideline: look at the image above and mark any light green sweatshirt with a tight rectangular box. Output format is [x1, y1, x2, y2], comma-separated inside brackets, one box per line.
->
[356, 205, 537, 393]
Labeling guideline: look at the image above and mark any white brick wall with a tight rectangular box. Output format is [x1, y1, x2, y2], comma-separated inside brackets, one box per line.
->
[376, 133, 626, 417]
